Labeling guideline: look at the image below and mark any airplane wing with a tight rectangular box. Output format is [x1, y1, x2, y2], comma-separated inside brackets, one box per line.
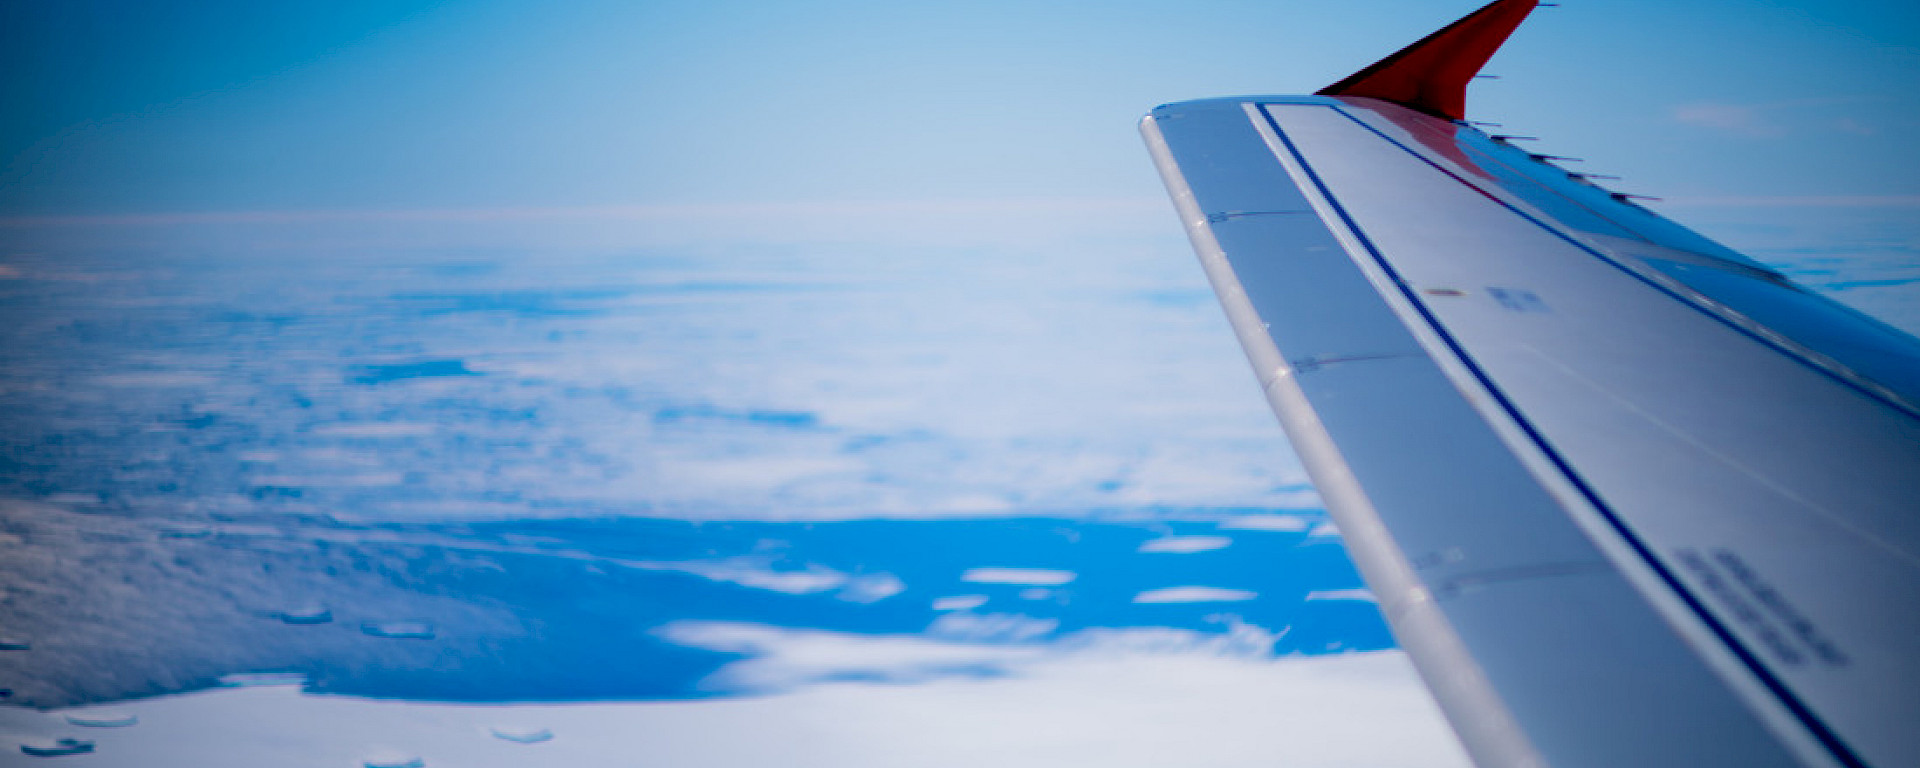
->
[1139, 1, 1920, 767]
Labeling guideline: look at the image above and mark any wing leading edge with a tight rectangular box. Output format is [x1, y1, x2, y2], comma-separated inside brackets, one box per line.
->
[1141, 4, 1920, 768]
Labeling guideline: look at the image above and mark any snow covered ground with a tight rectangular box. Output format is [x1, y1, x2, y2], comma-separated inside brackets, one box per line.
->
[1, 200, 1912, 767]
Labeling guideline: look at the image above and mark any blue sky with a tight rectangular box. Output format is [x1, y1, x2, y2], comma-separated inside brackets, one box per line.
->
[4, 0, 1918, 216]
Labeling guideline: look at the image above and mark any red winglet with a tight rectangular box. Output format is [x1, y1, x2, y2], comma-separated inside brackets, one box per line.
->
[1316, 0, 1537, 122]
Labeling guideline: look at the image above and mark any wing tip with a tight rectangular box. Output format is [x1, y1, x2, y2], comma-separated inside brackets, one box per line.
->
[1315, 0, 1538, 122]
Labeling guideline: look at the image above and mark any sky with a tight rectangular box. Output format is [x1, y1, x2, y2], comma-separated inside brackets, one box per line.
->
[3, 0, 1919, 218]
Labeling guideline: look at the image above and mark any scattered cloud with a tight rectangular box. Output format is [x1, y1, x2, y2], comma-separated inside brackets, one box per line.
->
[308, 422, 437, 438]
[1673, 102, 1784, 138]
[657, 620, 1049, 692]
[1218, 514, 1312, 533]
[638, 559, 855, 595]
[836, 573, 908, 604]
[959, 567, 1076, 586]
[1831, 117, 1879, 136]
[930, 595, 988, 612]
[1671, 96, 1889, 139]
[1133, 587, 1258, 604]
[1137, 535, 1232, 554]
[657, 619, 1294, 694]
[927, 613, 1060, 643]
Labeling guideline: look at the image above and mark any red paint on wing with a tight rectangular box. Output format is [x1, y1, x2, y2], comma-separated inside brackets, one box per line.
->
[1316, 0, 1537, 122]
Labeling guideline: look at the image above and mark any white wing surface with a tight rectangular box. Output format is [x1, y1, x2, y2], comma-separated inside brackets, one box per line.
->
[1140, 2, 1920, 767]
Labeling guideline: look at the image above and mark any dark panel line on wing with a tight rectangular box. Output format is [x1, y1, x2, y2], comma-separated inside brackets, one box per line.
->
[1253, 104, 1870, 768]
[1287, 353, 1420, 373]
[1206, 210, 1314, 223]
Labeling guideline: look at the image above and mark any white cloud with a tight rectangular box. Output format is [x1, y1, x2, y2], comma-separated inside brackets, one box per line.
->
[1671, 97, 1880, 140]
[931, 595, 989, 612]
[630, 557, 861, 596]
[1133, 587, 1258, 604]
[658, 620, 1298, 695]
[308, 422, 437, 438]
[927, 613, 1060, 643]
[1137, 535, 1232, 553]
[959, 568, 1076, 586]
[1832, 117, 1879, 136]
[657, 621, 1049, 691]
[1673, 102, 1784, 138]
[1218, 514, 1312, 532]
[836, 573, 907, 604]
